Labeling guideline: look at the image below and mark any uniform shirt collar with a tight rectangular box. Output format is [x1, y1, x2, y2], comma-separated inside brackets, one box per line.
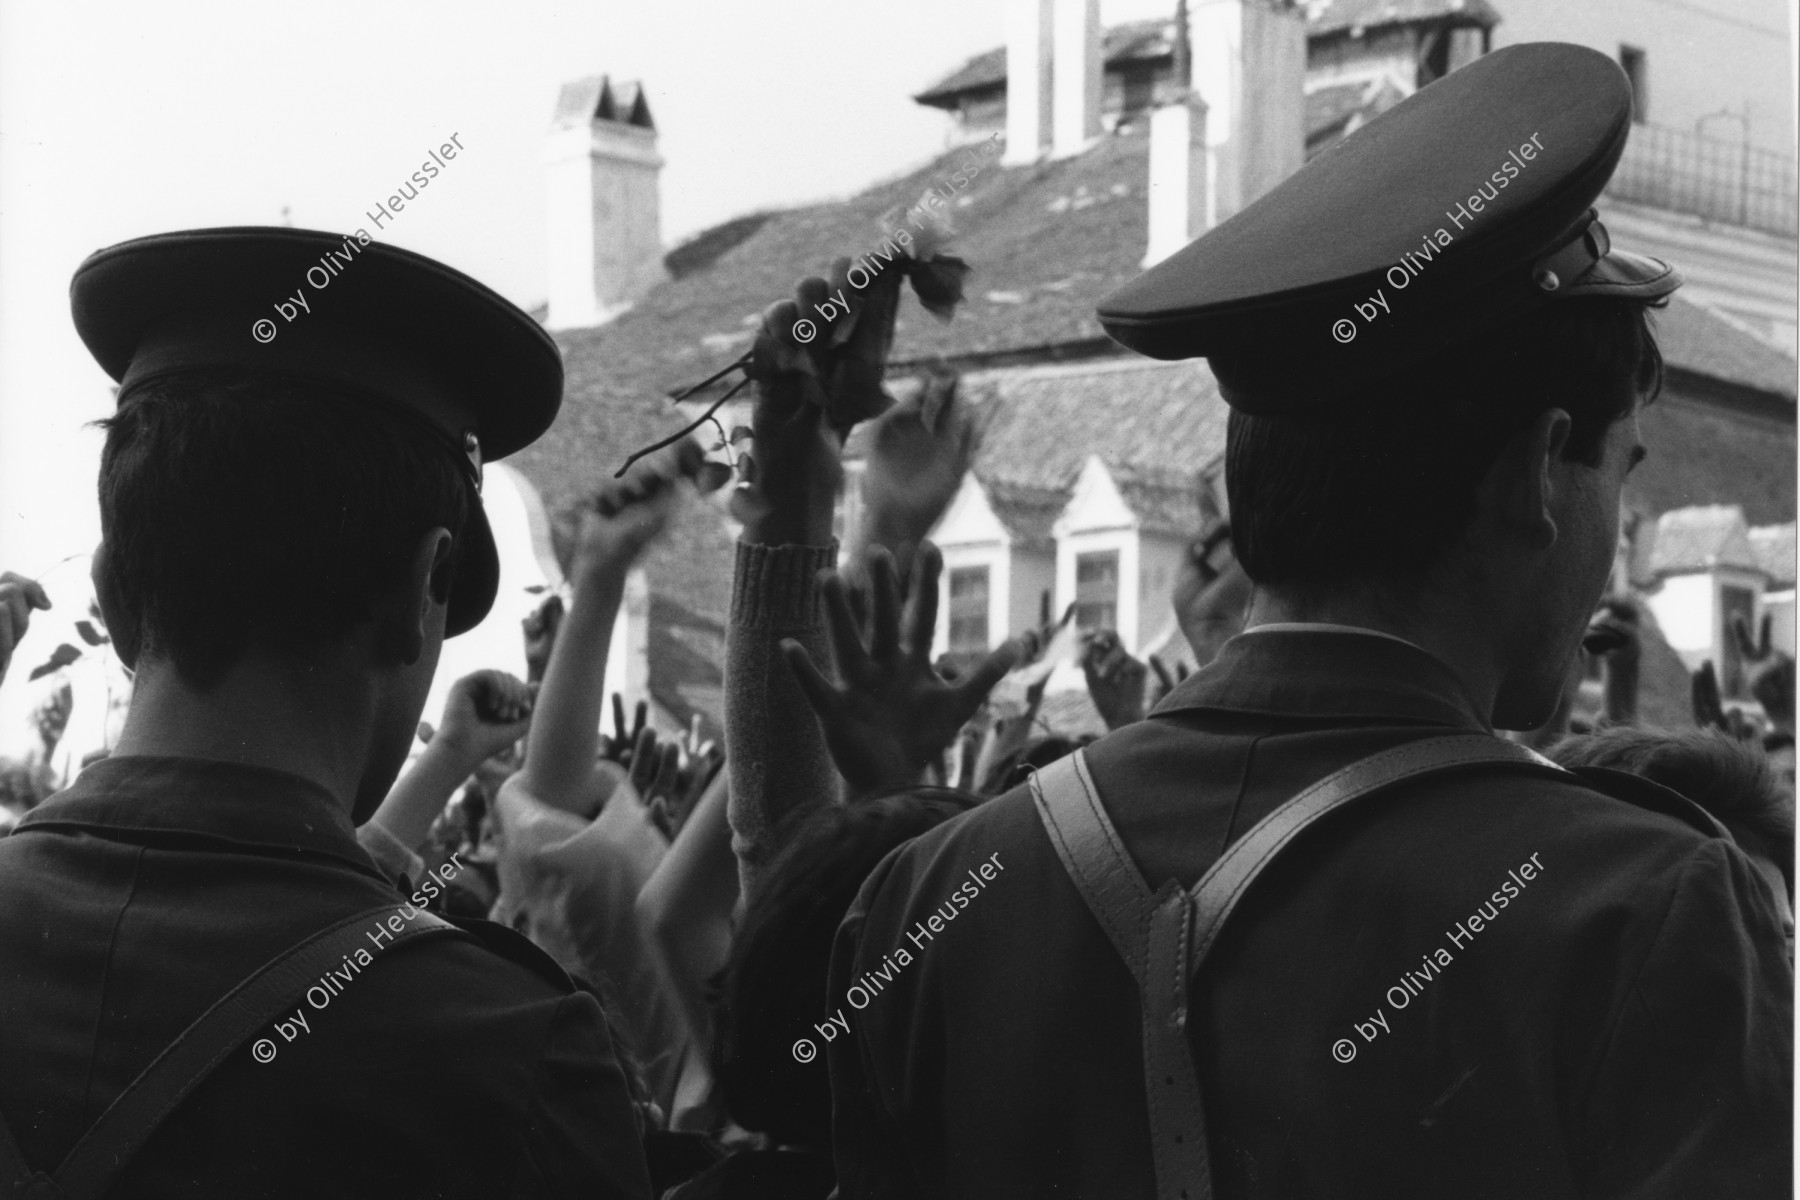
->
[1154, 626, 1492, 731]
[1239, 620, 1429, 654]
[14, 755, 383, 878]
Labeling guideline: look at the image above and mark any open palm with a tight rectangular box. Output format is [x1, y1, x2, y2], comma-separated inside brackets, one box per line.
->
[782, 544, 1020, 799]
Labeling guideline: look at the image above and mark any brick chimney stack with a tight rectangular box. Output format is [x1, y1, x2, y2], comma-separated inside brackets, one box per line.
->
[544, 76, 667, 331]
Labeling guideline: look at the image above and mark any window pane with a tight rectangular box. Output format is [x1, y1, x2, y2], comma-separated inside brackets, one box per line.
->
[1721, 585, 1757, 698]
[949, 566, 989, 652]
[1075, 551, 1119, 631]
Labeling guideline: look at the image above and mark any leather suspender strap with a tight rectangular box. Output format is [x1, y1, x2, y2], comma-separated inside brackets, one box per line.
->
[1031, 750, 1214, 1199]
[1030, 733, 1570, 1200]
[1182, 735, 1565, 971]
[1, 902, 463, 1200]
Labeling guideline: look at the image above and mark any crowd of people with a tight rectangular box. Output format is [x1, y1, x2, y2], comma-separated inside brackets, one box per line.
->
[0, 283, 1791, 1194]
[0, 40, 1792, 1200]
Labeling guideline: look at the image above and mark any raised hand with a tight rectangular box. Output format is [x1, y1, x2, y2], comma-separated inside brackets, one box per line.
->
[0, 571, 52, 686]
[1172, 525, 1252, 669]
[433, 670, 535, 766]
[853, 367, 978, 581]
[731, 268, 861, 545]
[1080, 629, 1149, 731]
[521, 594, 565, 686]
[1149, 654, 1193, 707]
[571, 447, 694, 587]
[1583, 597, 1641, 724]
[781, 543, 1023, 799]
[625, 724, 727, 838]
[601, 694, 650, 765]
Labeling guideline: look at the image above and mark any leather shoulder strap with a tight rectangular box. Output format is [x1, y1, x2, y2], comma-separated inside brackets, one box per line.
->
[1032, 751, 1213, 1199]
[1184, 734, 1566, 971]
[1031, 733, 1570, 1200]
[0, 902, 466, 1200]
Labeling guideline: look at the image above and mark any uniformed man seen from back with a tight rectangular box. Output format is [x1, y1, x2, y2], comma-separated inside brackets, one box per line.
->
[0, 229, 654, 1199]
[826, 44, 1792, 1199]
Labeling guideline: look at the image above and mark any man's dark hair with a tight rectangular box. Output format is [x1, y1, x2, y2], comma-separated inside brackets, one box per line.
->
[1226, 297, 1665, 596]
[97, 369, 470, 688]
[1550, 725, 1795, 899]
[712, 787, 978, 1148]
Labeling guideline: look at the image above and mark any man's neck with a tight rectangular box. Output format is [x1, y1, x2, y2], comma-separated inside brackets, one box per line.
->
[1244, 588, 1502, 721]
[111, 646, 381, 817]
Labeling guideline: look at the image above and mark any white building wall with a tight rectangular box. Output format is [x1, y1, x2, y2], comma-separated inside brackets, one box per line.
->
[1009, 548, 1058, 637]
[1136, 533, 1188, 657]
[1489, 0, 1795, 154]
[1644, 571, 1719, 666]
[1765, 591, 1797, 657]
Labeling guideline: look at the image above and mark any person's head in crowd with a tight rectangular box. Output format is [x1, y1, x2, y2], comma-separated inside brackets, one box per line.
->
[1751, 657, 1796, 737]
[712, 787, 979, 1151]
[0, 759, 55, 821]
[93, 367, 472, 821]
[1764, 731, 1796, 800]
[1224, 294, 1665, 730]
[991, 734, 1096, 795]
[1550, 727, 1795, 925]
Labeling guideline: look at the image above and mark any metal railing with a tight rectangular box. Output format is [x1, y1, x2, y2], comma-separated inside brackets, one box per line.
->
[1605, 121, 1798, 237]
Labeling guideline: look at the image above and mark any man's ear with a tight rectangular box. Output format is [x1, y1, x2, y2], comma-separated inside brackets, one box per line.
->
[1483, 408, 1573, 553]
[380, 527, 455, 667]
[90, 541, 142, 670]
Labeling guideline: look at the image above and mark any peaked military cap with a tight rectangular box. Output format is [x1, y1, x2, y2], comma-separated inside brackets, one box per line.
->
[1097, 42, 1681, 414]
[70, 226, 564, 635]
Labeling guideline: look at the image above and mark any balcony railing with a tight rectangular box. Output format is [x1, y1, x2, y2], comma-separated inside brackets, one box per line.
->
[1606, 121, 1798, 237]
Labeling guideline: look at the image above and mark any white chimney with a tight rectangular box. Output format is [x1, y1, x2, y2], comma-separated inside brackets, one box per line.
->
[1144, 93, 1209, 266]
[1052, 0, 1102, 158]
[544, 76, 667, 331]
[1004, 0, 1054, 165]
[1189, 0, 1306, 227]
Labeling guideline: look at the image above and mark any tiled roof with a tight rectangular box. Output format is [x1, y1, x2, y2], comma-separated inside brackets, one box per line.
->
[982, 478, 1066, 550]
[1111, 465, 1206, 538]
[965, 357, 1229, 494]
[1654, 294, 1799, 401]
[513, 104, 1795, 690]
[1750, 523, 1797, 589]
[846, 357, 1224, 539]
[913, 5, 1497, 105]
[915, 19, 1170, 105]
[1643, 504, 1762, 578]
[1305, 76, 1409, 154]
[1302, 0, 1500, 37]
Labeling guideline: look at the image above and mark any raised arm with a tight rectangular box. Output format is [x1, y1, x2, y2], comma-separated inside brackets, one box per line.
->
[634, 769, 738, 1054]
[724, 268, 855, 901]
[520, 453, 692, 816]
[368, 669, 534, 856]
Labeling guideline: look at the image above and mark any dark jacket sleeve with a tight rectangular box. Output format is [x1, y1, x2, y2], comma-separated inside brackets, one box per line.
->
[506, 989, 654, 1200]
[827, 851, 922, 1200]
[1576, 838, 1793, 1198]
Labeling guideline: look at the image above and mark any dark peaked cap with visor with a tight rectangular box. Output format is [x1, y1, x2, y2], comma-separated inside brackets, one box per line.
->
[1097, 42, 1682, 414]
[69, 226, 563, 635]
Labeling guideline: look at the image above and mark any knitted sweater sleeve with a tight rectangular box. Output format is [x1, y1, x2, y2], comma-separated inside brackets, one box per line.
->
[724, 540, 842, 904]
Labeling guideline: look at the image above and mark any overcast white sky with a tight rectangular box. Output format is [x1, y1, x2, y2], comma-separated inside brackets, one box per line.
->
[0, 0, 1178, 747]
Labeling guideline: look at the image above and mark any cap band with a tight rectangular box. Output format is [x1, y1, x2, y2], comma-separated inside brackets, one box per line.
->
[118, 310, 483, 495]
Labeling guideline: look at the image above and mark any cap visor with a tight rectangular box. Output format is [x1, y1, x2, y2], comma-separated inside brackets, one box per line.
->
[1562, 248, 1682, 300]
